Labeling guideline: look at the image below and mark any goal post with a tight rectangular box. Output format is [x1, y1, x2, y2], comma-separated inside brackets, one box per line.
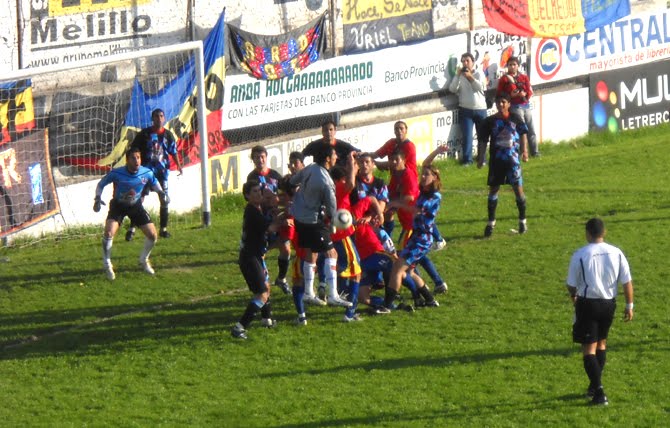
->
[0, 40, 213, 242]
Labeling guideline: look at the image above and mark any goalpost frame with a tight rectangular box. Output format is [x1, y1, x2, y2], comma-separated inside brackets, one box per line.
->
[2, 40, 212, 228]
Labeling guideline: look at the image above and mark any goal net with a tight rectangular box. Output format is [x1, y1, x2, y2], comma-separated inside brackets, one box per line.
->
[0, 31, 226, 247]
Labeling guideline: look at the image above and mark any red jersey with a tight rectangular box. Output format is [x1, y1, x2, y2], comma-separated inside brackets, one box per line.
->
[331, 180, 355, 242]
[354, 223, 384, 260]
[496, 72, 533, 106]
[388, 167, 418, 231]
[376, 139, 417, 177]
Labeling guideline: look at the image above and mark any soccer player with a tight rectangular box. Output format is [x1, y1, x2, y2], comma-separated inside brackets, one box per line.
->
[566, 218, 634, 405]
[127, 108, 182, 240]
[93, 147, 169, 280]
[231, 180, 281, 339]
[477, 92, 529, 237]
[497, 56, 539, 157]
[246, 145, 290, 294]
[350, 152, 389, 212]
[302, 119, 359, 168]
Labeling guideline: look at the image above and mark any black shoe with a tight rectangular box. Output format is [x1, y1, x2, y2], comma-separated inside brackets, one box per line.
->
[396, 302, 415, 312]
[586, 386, 597, 398]
[274, 278, 291, 295]
[231, 326, 247, 339]
[413, 298, 426, 308]
[372, 306, 391, 315]
[125, 229, 135, 242]
[590, 388, 608, 406]
[159, 230, 171, 238]
[424, 299, 440, 307]
[519, 221, 527, 234]
[484, 225, 494, 238]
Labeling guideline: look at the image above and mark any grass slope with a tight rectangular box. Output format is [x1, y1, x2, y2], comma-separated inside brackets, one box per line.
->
[1, 127, 669, 426]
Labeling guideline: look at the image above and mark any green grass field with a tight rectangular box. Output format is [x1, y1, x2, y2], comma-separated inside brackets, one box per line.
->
[1, 127, 669, 426]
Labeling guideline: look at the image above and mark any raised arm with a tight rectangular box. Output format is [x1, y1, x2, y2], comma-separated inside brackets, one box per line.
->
[422, 144, 449, 168]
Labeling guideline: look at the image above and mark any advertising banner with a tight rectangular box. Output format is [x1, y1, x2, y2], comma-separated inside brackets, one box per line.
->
[222, 34, 467, 130]
[470, 29, 528, 91]
[0, 130, 60, 238]
[589, 59, 670, 132]
[531, 9, 670, 85]
[0, 80, 36, 145]
[342, 0, 433, 54]
[20, 0, 188, 68]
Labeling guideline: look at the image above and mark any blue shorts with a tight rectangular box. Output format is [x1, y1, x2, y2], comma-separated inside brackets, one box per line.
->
[399, 232, 432, 267]
[360, 252, 393, 286]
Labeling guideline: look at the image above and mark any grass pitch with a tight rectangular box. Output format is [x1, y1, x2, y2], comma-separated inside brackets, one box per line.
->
[1, 126, 669, 426]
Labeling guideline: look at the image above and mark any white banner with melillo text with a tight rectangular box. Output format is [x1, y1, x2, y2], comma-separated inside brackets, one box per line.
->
[222, 34, 467, 130]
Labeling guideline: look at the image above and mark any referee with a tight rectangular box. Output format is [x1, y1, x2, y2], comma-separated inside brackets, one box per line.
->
[566, 218, 634, 406]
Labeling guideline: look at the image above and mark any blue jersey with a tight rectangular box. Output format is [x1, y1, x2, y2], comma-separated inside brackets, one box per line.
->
[351, 176, 389, 206]
[97, 166, 158, 206]
[130, 127, 178, 173]
[413, 191, 441, 237]
[479, 113, 528, 163]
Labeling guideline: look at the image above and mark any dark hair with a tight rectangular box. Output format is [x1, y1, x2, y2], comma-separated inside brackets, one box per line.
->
[422, 165, 442, 193]
[321, 119, 337, 131]
[585, 218, 605, 238]
[507, 56, 520, 66]
[330, 165, 346, 181]
[461, 52, 475, 62]
[278, 174, 297, 197]
[289, 151, 304, 163]
[357, 152, 374, 162]
[394, 120, 407, 130]
[389, 148, 406, 159]
[242, 180, 260, 201]
[126, 146, 142, 158]
[312, 141, 335, 165]
[250, 145, 267, 158]
[496, 92, 511, 102]
[151, 108, 164, 118]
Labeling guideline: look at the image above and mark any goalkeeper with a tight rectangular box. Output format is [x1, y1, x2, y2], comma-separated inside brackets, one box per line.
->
[126, 108, 183, 240]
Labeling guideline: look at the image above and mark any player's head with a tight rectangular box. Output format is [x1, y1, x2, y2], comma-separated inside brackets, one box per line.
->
[125, 147, 142, 172]
[389, 148, 406, 171]
[313, 141, 337, 168]
[394, 121, 408, 141]
[250, 145, 268, 171]
[585, 218, 606, 242]
[243, 180, 262, 203]
[357, 152, 375, 177]
[151, 109, 165, 129]
[420, 165, 441, 193]
[321, 119, 337, 142]
[288, 151, 305, 175]
[330, 165, 347, 182]
[461, 52, 475, 70]
[495, 93, 511, 113]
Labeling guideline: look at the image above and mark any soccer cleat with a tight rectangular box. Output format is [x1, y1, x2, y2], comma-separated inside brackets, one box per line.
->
[424, 299, 440, 307]
[260, 318, 277, 328]
[231, 326, 248, 339]
[586, 386, 597, 398]
[590, 388, 608, 406]
[396, 302, 415, 312]
[413, 298, 426, 308]
[104, 265, 116, 281]
[140, 259, 155, 275]
[519, 220, 527, 234]
[303, 295, 327, 306]
[294, 316, 308, 326]
[327, 295, 353, 307]
[125, 228, 135, 242]
[372, 306, 391, 315]
[317, 282, 327, 300]
[342, 314, 364, 322]
[484, 224, 494, 238]
[274, 278, 291, 295]
[159, 229, 171, 239]
[431, 238, 447, 251]
[434, 282, 448, 294]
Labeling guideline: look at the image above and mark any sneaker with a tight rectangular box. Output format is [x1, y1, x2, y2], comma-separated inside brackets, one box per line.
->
[317, 282, 327, 300]
[372, 306, 391, 315]
[125, 229, 135, 242]
[396, 302, 415, 312]
[586, 386, 597, 398]
[484, 224, 494, 238]
[159, 229, 171, 239]
[425, 299, 440, 307]
[327, 295, 353, 307]
[260, 318, 277, 328]
[104, 265, 116, 281]
[294, 317, 308, 326]
[434, 282, 448, 294]
[140, 259, 155, 275]
[431, 238, 447, 251]
[303, 295, 327, 306]
[274, 278, 291, 295]
[590, 388, 608, 406]
[518, 220, 527, 234]
[231, 326, 247, 339]
[342, 314, 364, 322]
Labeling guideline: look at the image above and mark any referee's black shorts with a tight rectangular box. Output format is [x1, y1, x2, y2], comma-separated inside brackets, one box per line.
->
[572, 297, 616, 344]
[295, 221, 334, 253]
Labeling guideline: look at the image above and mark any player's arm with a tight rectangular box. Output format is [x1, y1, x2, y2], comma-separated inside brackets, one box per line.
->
[422, 144, 449, 168]
[565, 285, 578, 305]
[343, 151, 357, 193]
[373, 143, 390, 170]
[622, 280, 634, 321]
[93, 175, 111, 212]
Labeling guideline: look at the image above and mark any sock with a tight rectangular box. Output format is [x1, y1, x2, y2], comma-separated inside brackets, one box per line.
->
[292, 285, 306, 315]
[345, 279, 360, 318]
[160, 206, 169, 230]
[317, 254, 326, 284]
[583, 354, 602, 390]
[418, 257, 443, 287]
[302, 263, 316, 297]
[487, 195, 498, 222]
[383, 220, 395, 238]
[384, 287, 398, 308]
[596, 349, 606, 372]
[239, 298, 264, 329]
[418, 285, 435, 303]
[402, 273, 418, 296]
[516, 196, 527, 220]
[277, 256, 290, 281]
[370, 296, 384, 307]
[102, 237, 113, 265]
[325, 257, 338, 299]
[261, 299, 272, 319]
[431, 225, 443, 242]
[140, 237, 155, 263]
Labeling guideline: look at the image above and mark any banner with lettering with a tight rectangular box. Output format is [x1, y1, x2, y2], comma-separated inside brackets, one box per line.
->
[530, 9, 670, 85]
[470, 29, 528, 92]
[227, 13, 327, 80]
[482, 0, 631, 37]
[0, 130, 60, 238]
[342, 0, 433, 53]
[99, 9, 228, 169]
[0, 79, 36, 145]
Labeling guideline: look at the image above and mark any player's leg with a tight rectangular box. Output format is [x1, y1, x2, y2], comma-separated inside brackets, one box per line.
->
[408, 268, 438, 307]
[274, 240, 291, 294]
[384, 257, 409, 308]
[126, 186, 150, 242]
[329, 241, 352, 307]
[291, 257, 308, 325]
[417, 255, 447, 293]
[485, 185, 500, 237]
[158, 175, 171, 238]
[513, 184, 527, 234]
[232, 256, 271, 339]
[133, 205, 158, 275]
[102, 218, 120, 280]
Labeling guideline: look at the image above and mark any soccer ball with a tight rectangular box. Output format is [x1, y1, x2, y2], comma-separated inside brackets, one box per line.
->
[333, 209, 353, 230]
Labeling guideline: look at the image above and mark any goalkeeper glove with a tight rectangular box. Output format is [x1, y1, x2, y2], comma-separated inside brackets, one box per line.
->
[93, 196, 105, 212]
